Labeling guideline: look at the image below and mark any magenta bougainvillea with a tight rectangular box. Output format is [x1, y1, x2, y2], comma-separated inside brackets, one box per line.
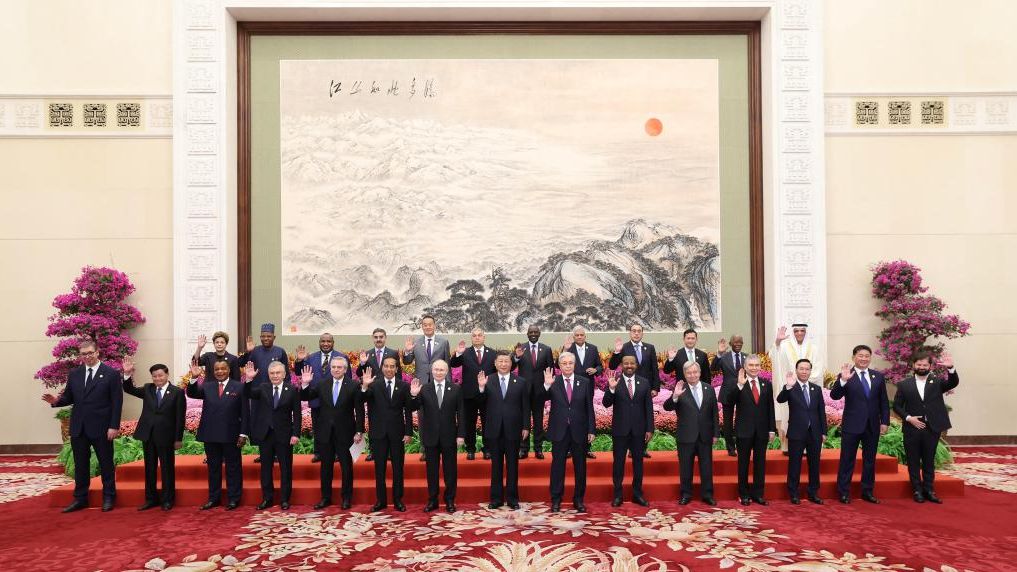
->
[871, 260, 970, 383]
[34, 266, 145, 389]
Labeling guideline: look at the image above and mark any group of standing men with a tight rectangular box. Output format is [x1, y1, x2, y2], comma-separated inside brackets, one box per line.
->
[43, 319, 959, 513]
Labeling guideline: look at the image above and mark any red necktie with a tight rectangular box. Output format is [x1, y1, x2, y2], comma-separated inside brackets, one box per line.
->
[218, 382, 225, 397]
[476, 348, 482, 364]
[531, 345, 537, 367]
[751, 380, 759, 404]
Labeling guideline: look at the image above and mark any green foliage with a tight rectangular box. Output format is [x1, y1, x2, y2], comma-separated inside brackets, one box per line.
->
[54, 407, 72, 421]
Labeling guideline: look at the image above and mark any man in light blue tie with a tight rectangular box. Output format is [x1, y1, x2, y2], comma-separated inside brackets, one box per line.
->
[830, 344, 889, 504]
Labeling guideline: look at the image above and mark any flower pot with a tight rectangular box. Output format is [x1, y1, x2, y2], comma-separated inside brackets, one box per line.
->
[60, 418, 70, 442]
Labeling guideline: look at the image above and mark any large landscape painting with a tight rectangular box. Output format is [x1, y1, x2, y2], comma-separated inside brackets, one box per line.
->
[279, 58, 721, 334]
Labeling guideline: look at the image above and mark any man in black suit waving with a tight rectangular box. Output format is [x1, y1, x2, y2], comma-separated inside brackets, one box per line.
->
[478, 351, 530, 509]
[539, 352, 595, 513]
[831, 345, 890, 504]
[409, 360, 465, 513]
[603, 355, 654, 507]
[711, 335, 747, 456]
[776, 358, 827, 504]
[664, 329, 712, 389]
[298, 356, 365, 510]
[513, 324, 555, 459]
[663, 361, 719, 506]
[893, 351, 960, 504]
[563, 326, 603, 459]
[360, 355, 413, 512]
[44, 339, 124, 513]
[122, 357, 185, 511]
[608, 323, 661, 394]
[725, 355, 776, 505]
[186, 358, 249, 510]
[449, 328, 497, 460]
[243, 361, 301, 510]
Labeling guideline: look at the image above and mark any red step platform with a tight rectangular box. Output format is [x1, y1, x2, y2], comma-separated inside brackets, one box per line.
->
[50, 450, 965, 508]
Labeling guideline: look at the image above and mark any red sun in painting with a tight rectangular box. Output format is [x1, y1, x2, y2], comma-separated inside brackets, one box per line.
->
[645, 117, 663, 136]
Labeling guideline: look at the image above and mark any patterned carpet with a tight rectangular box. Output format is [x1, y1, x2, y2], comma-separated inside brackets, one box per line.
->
[1, 449, 1015, 571]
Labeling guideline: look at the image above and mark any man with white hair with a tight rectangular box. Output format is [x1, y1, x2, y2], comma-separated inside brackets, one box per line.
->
[562, 326, 603, 459]
[539, 352, 595, 513]
[769, 324, 823, 454]
[663, 360, 719, 506]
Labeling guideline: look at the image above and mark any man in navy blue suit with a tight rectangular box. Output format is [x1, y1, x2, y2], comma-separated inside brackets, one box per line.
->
[539, 352, 595, 513]
[776, 358, 827, 504]
[513, 324, 555, 459]
[239, 323, 289, 464]
[293, 332, 350, 462]
[477, 351, 530, 509]
[243, 361, 302, 510]
[830, 344, 889, 504]
[187, 359, 249, 510]
[449, 328, 497, 460]
[562, 326, 603, 459]
[43, 339, 124, 513]
[602, 355, 653, 507]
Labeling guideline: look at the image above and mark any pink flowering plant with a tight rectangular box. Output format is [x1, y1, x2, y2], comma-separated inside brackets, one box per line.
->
[871, 260, 970, 382]
[35, 266, 145, 390]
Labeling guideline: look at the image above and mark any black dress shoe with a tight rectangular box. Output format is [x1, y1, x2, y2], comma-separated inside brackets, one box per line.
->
[488, 502, 503, 510]
[861, 493, 880, 504]
[739, 497, 751, 506]
[257, 500, 273, 510]
[424, 501, 439, 513]
[551, 502, 561, 513]
[839, 495, 851, 504]
[508, 502, 520, 510]
[574, 502, 587, 513]
[643, 451, 651, 458]
[912, 492, 926, 503]
[518, 451, 528, 459]
[782, 451, 790, 457]
[280, 502, 290, 510]
[633, 496, 650, 507]
[678, 496, 692, 505]
[419, 453, 426, 461]
[925, 492, 943, 504]
[371, 502, 387, 512]
[254, 456, 261, 463]
[702, 497, 717, 506]
[808, 495, 824, 505]
[611, 497, 623, 507]
[62, 501, 87, 513]
[162, 503, 173, 511]
[534, 451, 545, 460]
[314, 499, 331, 510]
[727, 449, 737, 457]
[394, 502, 406, 512]
[585, 451, 596, 459]
[752, 497, 769, 506]
[790, 496, 801, 505]
[200, 500, 220, 510]
[365, 453, 374, 462]
[446, 503, 456, 513]
[138, 501, 159, 511]
[225, 502, 239, 511]
[102, 501, 114, 512]
[483, 452, 491, 460]
[341, 499, 351, 510]
[311, 455, 321, 463]
[466, 452, 475, 461]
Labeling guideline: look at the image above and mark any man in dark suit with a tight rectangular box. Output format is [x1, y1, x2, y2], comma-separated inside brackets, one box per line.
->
[449, 328, 497, 460]
[477, 351, 531, 509]
[360, 356, 413, 512]
[830, 344, 890, 504]
[402, 315, 451, 384]
[538, 352, 595, 513]
[357, 328, 403, 379]
[892, 351, 960, 504]
[299, 356, 365, 509]
[664, 329, 712, 388]
[44, 339, 124, 513]
[512, 324, 555, 459]
[603, 355, 654, 507]
[725, 355, 776, 505]
[186, 358, 249, 510]
[608, 323, 661, 393]
[563, 326, 603, 459]
[242, 361, 301, 510]
[776, 358, 827, 504]
[122, 357, 185, 511]
[409, 360, 465, 513]
[662, 361, 719, 506]
[238, 323, 289, 464]
[711, 335, 747, 456]
[294, 332, 351, 463]
[192, 331, 241, 381]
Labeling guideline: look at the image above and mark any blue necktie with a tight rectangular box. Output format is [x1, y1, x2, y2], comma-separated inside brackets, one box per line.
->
[802, 383, 810, 407]
[859, 371, 870, 397]
[273, 385, 280, 408]
[156, 387, 164, 406]
[332, 379, 340, 405]
[635, 344, 642, 363]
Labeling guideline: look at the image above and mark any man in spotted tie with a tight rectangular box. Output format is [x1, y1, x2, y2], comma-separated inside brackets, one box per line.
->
[831, 345, 889, 504]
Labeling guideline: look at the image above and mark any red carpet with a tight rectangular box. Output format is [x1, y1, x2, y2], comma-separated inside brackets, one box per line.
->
[2, 450, 1009, 571]
[48, 449, 965, 508]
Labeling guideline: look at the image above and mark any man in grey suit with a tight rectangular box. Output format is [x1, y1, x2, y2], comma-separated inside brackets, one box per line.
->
[402, 315, 451, 385]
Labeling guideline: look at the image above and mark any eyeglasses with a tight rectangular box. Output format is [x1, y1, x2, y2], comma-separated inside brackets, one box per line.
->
[80, 350, 97, 356]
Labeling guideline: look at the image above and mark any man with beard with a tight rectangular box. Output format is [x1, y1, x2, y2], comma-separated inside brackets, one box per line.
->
[602, 355, 653, 507]
[711, 335, 748, 456]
